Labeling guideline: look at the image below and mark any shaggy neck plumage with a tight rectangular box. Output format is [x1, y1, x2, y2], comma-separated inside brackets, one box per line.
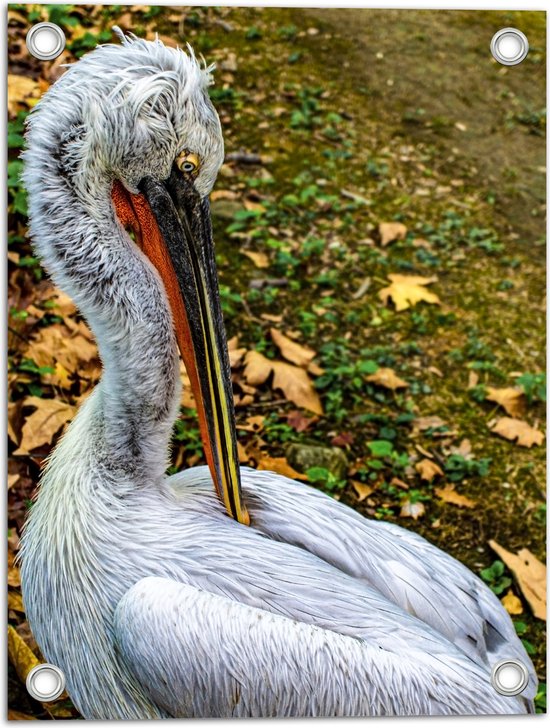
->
[26, 155, 181, 482]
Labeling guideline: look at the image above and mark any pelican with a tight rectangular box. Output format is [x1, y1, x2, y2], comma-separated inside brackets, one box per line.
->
[20, 32, 536, 719]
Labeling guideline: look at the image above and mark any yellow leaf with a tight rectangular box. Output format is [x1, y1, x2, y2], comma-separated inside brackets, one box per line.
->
[14, 397, 76, 455]
[8, 591, 25, 613]
[379, 274, 440, 312]
[434, 484, 476, 508]
[257, 455, 308, 480]
[379, 221, 407, 246]
[501, 590, 523, 616]
[490, 417, 543, 448]
[351, 480, 374, 501]
[415, 458, 444, 482]
[8, 625, 40, 684]
[486, 387, 526, 418]
[241, 250, 270, 268]
[270, 328, 317, 368]
[489, 540, 546, 620]
[243, 351, 323, 415]
[366, 367, 408, 390]
[8, 74, 41, 116]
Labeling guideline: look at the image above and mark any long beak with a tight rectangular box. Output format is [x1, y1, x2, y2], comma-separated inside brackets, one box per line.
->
[112, 167, 249, 526]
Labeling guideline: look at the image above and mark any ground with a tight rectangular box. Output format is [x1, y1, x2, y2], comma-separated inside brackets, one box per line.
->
[7, 5, 546, 718]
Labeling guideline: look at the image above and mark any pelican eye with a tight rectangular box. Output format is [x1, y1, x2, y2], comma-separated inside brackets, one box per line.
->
[176, 151, 200, 176]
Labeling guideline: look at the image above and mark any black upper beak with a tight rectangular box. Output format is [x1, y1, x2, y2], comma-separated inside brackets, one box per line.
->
[139, 167, 249, 526]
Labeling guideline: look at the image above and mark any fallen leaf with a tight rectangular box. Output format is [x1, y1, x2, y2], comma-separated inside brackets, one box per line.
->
[242, 250, 270, 268]
[237, 441, 249, 464]
[434, 484, 476, 508]
[366, 367, 408, 390]
[379, 274, 440, 312]
[489, 540, 546, 620]
[270, 328, 317, 368]
[13, 397, 76, 454]
[243, 350, 323, 414]
[379, 221, 407, 246]
[227, 336, 247, 369]
[257, 455, 308, 480]
[413, 415, 448, 431]
[490, 417, 543, 448]
[8, 591, 25, 613]
[416, 458, 444, 482]
[237, 415, 265, 432]
[501, 590, 523, 616]
[8, 473, 20, 490]
[286, 410, 317, 432]
[468, 371, 479, 389]
[486, 387, 526, 418]
[7, 710, 35, 720]
[8, 74, 41, 116]
[400, 500, 425, 520]
[351, 480, 374, 501]
[8, 625, 40, 684]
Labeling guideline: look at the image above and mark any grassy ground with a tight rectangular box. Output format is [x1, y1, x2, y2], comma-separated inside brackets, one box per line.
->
[7, 5, 546, 717]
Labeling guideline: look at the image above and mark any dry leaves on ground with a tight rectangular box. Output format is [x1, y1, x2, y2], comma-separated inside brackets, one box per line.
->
[415, 458, 443, 482]
[378, 274, 440, 312]
[434, 483, 476, 508]
[351, 480, 374, 501]
[256, 455, 308, 480]
[243, 350, 323, 415]
[400, 500, 425, 520]
[8, 624, 40, 684]
[490, 417, 544, 448]
[378, 221, 407, 247]
[485, 387, 526, 418]
[365, 367, 408, 390]
[241, 250, 270, 268]
[13, 397, 76, 454]
[270, 328, 321, 372]
[489, 540, 546, 621]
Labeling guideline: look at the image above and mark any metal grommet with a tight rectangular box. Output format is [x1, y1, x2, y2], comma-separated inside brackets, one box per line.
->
[490, 28, 529, 66]
[26, 663, 66, 702]
[491, 659, 529, 696]
[26, 22, 66, 61]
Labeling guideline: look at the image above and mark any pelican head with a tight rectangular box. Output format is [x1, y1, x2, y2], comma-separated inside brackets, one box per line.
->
[23, 30, 249, 524]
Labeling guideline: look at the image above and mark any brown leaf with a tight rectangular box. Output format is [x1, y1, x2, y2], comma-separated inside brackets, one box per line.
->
[366, 367, 408, 390]
[501, 590, 523, 616]
[434, 484, 476, 508]
[243, 351, 323, 414]
[486, 387, 526, 418]
[237, 415, 265, 433]
[13, 397, 76, 455]
[257, 455, 308, 480]
[237, 441, 250, 464]
[413, 415, 447, 431]
[227, 336, 247, 369]
[351, 480, 374, 501]
[379, 274, 440, 312]
[8, 625, 40, 684]
[489, 540, 546, 620]
[241, 250, 270, 268]
[400, 500, 425, 520]
[490, 417, 543, 448]
[270, 329, 317, 368]
[415, 458, 444, 482]
[8, 473, 20, 490]
[379, 221, 407, 246]
[286, 410, 317, 433]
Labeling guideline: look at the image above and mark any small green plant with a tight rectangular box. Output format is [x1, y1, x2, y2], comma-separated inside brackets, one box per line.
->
[306, 466, 346, 494]
[479, 560, 511, 595]
[444, 454, 490, 482]
[515, 372, 546, 404]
